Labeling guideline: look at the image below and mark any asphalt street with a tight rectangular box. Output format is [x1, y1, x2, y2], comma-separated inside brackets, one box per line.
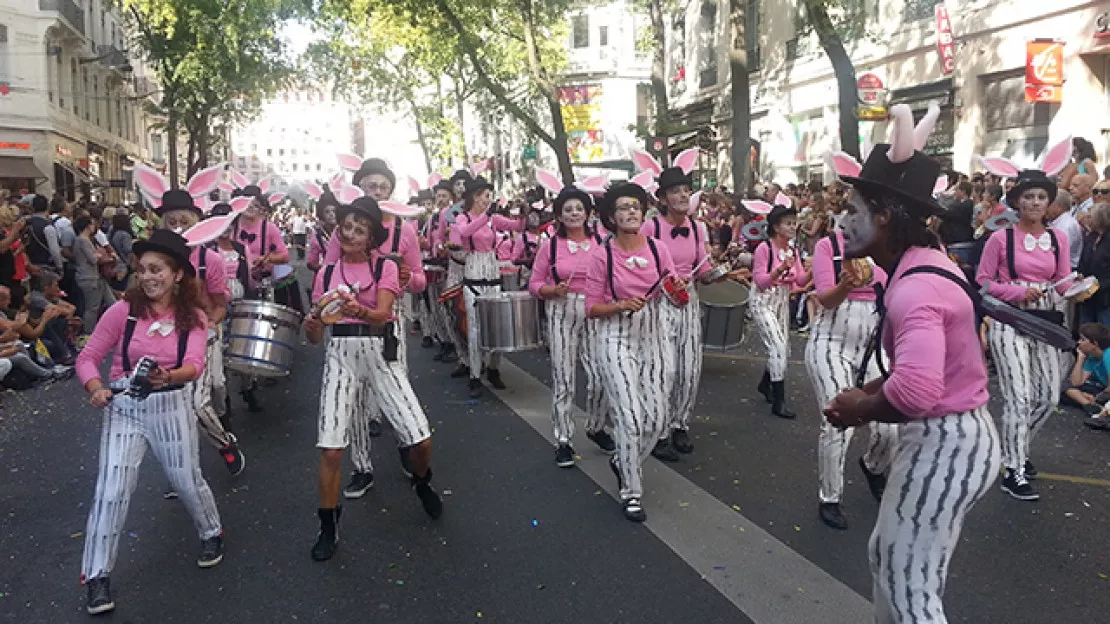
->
[2, 289, 1110, 623]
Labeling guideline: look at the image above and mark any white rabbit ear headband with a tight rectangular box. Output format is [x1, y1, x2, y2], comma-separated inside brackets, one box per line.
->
[534, 169, 609, 198]
[134, 162, 224, 211]
[182, 196, 252, 246]
[976, 135, 1070, 205]
[631, 148, 699, 198]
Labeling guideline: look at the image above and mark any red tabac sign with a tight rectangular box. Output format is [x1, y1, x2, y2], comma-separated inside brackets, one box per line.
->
[1025, 40, 1065, 103]
[935, 4, 955, 75]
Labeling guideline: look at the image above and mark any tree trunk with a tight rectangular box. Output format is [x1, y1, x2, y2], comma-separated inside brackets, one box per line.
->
[519, 0, 574, 183]
[453, 60, 470, 165]
[803, 0, 860, 160]
[729, 0, 751, 194]
[649, 0, 670, 164]
[408, 97, 435, 175]
[167, 108, 180, 189]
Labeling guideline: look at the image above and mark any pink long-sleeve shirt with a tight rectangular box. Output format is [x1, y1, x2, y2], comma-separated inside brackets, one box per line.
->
[454, 212, 525, 253]
[323, 219, 426, 294]
[529, 235, 596, 296]
[585, 237, 676, 313]
[811, 232, 886, 302]
[234, 218, 288, 264]
[495, 233, 517, 261]
[975, 226, 1072, 304]
[752, 239, 807, 290]
[307, 226, 333, 267]
[311, 256, 401, 324]
[192, 246, 229, 298]
[880, 247, 989, 419]
[641, 215, 713, 280]
[76, 300, 208, 385]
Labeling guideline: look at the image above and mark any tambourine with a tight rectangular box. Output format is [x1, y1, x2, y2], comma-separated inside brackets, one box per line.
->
[985, 211, 1019, 233]
[1065, 276, 1100, 302]
[663, 275, 690, 307]
[313, 288, 353, 325]
[742, 221, 768, 242]
[849, 258, 874, 285]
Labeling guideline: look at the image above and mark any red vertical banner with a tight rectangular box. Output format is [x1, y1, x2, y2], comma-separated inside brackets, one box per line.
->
[935, 4, 956, 75]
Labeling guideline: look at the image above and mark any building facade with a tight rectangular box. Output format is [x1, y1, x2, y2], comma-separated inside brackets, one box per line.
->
[0, 0, 149, 203]
[665, 0, 1110, 188]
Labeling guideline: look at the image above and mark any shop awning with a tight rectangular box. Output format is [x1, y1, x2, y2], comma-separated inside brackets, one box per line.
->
[57, 161, 95, 185]
[0, 156, 48, 180]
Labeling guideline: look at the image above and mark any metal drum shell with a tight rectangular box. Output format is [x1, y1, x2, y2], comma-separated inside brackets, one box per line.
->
[224, 300, 304, 377]
[475, 291, 544, 352]
[696, 280, 750, 351]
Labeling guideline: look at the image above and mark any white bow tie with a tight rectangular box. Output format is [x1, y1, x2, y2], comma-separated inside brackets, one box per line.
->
[147, 320, 175, 337]
[625, 256, 650, 269]
[1024, 232, 1051, 252]
[567, 240, 591, 254]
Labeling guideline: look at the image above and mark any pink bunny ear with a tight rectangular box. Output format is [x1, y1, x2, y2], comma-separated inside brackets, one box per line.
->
[302, 183, 322, 200]
[229, 196, 251, 214]
[427, 173, 443, 188]
[644, 182, 659, 195]
[535, 169, 563, 194]
[183, 215, 235, 247]
[673, 148, 699, 174]
[741, 200, 773, 215]
[186, 163, 224, 198]
[337, 153, 363, 172]
[268, 192, 286, 205]
[336, 186, 364, 204]
[630, 149, 663, 175]
[469, 159, 489, 177]
[257, 177, 271, 194]
[976, 156, 1022, 177]
[380, 200, 424, 218]
[329, 172, 347, 190]
[689, 190, 703, 213]
[774, 192, 793, 209]
[408, 175, 421, 196]
[580, 174, 607, 188]
[230, 169, 250, 189]
[141, 190, 162, 209]
[531, 200, 544, 211]
[575, 178, 608, 195]
[134, 163, 169, 200]
[629, 171, 655, 187]
[913, 104, 941, 151]
[196, 196, 211, 213]
[1039, 136, 1073, 176]
[824, 151, 863, 178]
[217, 182, 236, 194]
[933, 176, 950, 195]
[886, 105, 915, 164]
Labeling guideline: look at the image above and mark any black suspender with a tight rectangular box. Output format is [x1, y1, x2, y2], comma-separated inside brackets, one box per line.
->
[197, 247, 207, 280]
[550, 237, 561, 284]
[604, 238, 662, 301]
[389, 222, 402, 254]
[1004, 226, 1060, 280]
[323, 258, 386, 293]
[828, 234, 843, 283]
[653, 216, 661, 239]
[121, 316, 189, 374]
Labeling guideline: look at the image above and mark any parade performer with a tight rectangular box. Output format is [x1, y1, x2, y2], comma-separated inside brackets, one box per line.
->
[427, 180, 458, 362]
[749, 196, 809, 419]
[208, 203, 250, 302]
[453, 176, 525, 397]
[586, 182, 679, 522]
[801, 163, 897, 528]
[307, 189, 339, 274]
[305, 196, 442, 562]
[135, 164, 245, 476]
[825, 104, 1000, 623]
[77, 229, 225, 615]
[976, 139, 1073, 502]
[529, 183, 615, 468]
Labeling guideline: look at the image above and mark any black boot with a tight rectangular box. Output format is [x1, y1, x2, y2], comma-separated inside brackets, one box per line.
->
[450, 364, 470, 379]
[311, 507, 341, 561]
[771, 381, 796, 419]
[757, 370, 772, 403]
[443, 344, 459, 363]
[468, 377, 483, 398]
[858, 457, 887, 503]
[421, 336, 435, 348]
[486, 368, 506, 390]
[819, 502, 848, 530]
[651, 437, 680, 462]
[433, 342, 447, 361]
[242, 387, 262, 413]
[412, 470, 444, 518]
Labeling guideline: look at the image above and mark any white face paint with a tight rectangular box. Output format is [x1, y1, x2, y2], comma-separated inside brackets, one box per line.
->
[560, 198, 587, 229]
[136, 252, 180, 302]
[613, 198, 643, 233]
[1017, 188, 1049, 224]
[840, 189, 877, 258]
[665, 185, 692, 214]
[244, 199, 263, 219]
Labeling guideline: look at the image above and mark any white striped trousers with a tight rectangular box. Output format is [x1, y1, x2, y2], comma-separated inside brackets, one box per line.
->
[988, 281, 1061, 478]
[661, 290, 702, 432]
[869, 407, 1000, 624]
[82, 386, 223, 580]
[353, 301, 409, 473]
[422, 278, 448, 342]
[547, 294, 607, 444]
[804, 299, 898, 503]
[463, 251, 502, 375]
[317, 333, 430, 451]
[190, 329, 231, 449]
[749, 284, 791, 381]
[596, 299, 674, 500]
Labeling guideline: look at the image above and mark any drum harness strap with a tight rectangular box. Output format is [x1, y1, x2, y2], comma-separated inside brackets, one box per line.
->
[322, 258, 399, 360]
[653, 216, 705, 278]
[604, 237, 661, 301]
[551, 232, 603, 284]
[120, 315, 189, 392]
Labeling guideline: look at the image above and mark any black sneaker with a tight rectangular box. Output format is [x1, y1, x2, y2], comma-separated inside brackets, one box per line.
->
[1024, 460, 1038, 480]
[398, 446, 414, 479]
[819, 502, 848, 530]
[412, 471, 443, 519]
[468, 377, 483, 398]
[858, 457, 887, 503]
[651, 438, 680, 463]
[486, 368, 506, 390]
[1082, 403, 1103, 416]
[450, 364, 470, 378]
[443, 345, 459, 363]
[311, 507, 341, 561]
[433, 344, 447, 361]
[242, 389, 262, 413]
[421, 336, 435, 348]
[671, 429, 694, 454]
[367, 419, 383, 438]
[622, 497, 646, 522]
[343, 472, 375, 499]
[1000, 469, 1040, 501]
[85, 576, 114, 615]
[163, 489, 179, 500]
[198, 535, 224, 568]
[51, 365, 76, 381]
[555, 444, 575, 468]
[220, 437, 245, 476]
[586, 429, 617, 454]
[1084, 417, 1110, 431]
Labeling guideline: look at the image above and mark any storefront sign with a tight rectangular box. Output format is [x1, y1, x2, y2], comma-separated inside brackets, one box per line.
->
[55, 145, 72, 158]
[857, 72, 888, 121]
[935, 4, 956, 75]
[1025, 40, 1065, 103]
[1096, 11, 1110, 39]
[0, 142, 31, 150]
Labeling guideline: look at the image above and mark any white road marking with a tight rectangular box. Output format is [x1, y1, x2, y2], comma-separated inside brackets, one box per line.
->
[491, 360, 874, 624]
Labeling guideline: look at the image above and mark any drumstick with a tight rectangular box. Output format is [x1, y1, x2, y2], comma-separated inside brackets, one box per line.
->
[1049, 271, 1078, 291]
[645, 269, 671, 299]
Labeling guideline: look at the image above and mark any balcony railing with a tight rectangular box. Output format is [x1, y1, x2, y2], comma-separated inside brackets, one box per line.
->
[98, 44, 129, 72]
[38, 0, 85, 38]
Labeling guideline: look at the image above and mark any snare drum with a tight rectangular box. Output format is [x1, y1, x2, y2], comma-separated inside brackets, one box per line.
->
[475, 291, 543, 352]
[500, 264, 524, 291]
[225, 300, 304, 377]
[696, 280, 749, 351]
[438, 283, 467, 336]
[947, 242, 976, 267]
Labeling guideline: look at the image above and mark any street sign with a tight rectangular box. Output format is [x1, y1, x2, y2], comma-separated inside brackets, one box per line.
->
[108, 179, 127, 188]
[857, 72, 888, 120]
[522, 145, 537, 161]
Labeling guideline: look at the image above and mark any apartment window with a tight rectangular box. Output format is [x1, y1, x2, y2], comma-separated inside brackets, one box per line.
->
[251, 143, 257, 153]
[747, 0, 761, 71]
[116, 97, 122, 137]
[292, 163, 298, 172]
[279, 148, 285, 156]
[698, 1, 718, 89]
[904, 0, 941, 22]
[599, 25, 608, 47]
[91, 74, 98, 124]
[107, 90, 113, 133]
[267, 148, 273, 157]
[57, 53, 64, 107]
[571, 14, 589, 48]
[316, 163, 322, 172]
[152, 135, 164, 162]
[0, 25, 9, 84]
[291, 148, 298, 156]
[70, 58, 78, 115]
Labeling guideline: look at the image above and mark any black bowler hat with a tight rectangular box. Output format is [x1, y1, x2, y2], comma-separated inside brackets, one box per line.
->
[598, 182, 648, 232]
[155, 189, 202, 218]
[654, 166, 694, 198]
[766, 204, 798, 229]
[336, 196, 389, 248]
[1005, 170, 1058, 207]
[208, 202, 232, 217]
[132, 229, 196, 276]
[552, 187, 593, 217]
[840, 147, 944, 218]
[352, 157, 396, 189]
[433, 180, 454, 195]
[450, 169, 473, 184]
[233, 185, 270, 209]
[463, 176, 495, 199]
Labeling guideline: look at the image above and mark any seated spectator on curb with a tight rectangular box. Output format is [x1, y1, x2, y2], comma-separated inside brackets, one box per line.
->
[18, 271, 77, 365]
[1066, 323, 1110, 422]
[0, 285, 72, 388]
